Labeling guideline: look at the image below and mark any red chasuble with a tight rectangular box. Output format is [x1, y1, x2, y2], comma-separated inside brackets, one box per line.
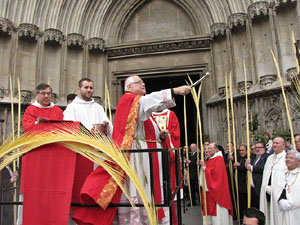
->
[143, 118, 165, 220]
[152, 110, 180, 225]
[73, 92, 141, 225]
[201, 155, 233, 216]
[153, 110, 181, 192]
[21, 104, 79, 225]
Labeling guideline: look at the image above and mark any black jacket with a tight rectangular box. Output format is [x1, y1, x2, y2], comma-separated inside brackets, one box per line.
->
[251, 153, 270, 197]
[187, 151, 199, 180]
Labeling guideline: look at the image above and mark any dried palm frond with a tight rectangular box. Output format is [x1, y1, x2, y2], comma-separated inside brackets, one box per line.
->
[290, 75, 300, 106]
[185, 75, 208, 224]
[271, 48, 295, 148]
[0, 123, 157, 225]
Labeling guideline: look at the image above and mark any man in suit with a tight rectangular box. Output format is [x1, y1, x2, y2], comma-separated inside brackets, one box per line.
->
[246, 142, 270, 208]
[1, 155, 19, 225]
[294, 134, 300, 152]
[186, 143, 199, 206]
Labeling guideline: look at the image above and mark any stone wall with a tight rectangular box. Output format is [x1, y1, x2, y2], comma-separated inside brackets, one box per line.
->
[0, 0, 299, 148]
[207, 1, 300, 145]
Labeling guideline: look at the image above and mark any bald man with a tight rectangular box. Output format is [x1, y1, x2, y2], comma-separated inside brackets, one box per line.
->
[260, 137, 287, 225]
[73, 75, 191, 225]
[200, 143, 233, 225]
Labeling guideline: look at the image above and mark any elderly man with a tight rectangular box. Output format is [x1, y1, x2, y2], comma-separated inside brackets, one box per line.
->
[72, 75, 191, 225]
[200, 143, 233, 225]
[246, 142, 270, 208]
[275, 150, 300, 225]
[260, 137, 287, 225]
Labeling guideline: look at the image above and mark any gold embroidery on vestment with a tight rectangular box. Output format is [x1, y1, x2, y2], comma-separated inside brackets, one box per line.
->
[97, 95, 141, 209]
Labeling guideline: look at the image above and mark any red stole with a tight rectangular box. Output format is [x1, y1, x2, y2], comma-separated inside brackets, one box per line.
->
[72, 92, 141, 225]
[201, 156, 233, 216]
[152, 110, 180, 225]
[143, 118, 165, 220]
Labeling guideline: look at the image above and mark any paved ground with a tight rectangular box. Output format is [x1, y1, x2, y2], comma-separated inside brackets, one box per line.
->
[182, 204, 238, 225]
[182, 205, 202, 225]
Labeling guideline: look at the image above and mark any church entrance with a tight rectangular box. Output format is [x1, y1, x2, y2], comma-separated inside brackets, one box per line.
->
[143, 74, 204, 146]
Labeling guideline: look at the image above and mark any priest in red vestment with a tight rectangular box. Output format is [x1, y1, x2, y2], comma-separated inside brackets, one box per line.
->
[19, 83, 77, 225]
[152, 109, 181, 224]
[72, 76, 191, 225]
[200, 143, 233, 225]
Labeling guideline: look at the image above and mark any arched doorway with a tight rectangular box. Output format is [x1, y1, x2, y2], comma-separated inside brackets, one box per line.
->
[119, 72, 206, 146]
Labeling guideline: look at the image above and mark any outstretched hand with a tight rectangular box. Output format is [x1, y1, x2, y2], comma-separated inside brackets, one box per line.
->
[173, 85, 191, 96]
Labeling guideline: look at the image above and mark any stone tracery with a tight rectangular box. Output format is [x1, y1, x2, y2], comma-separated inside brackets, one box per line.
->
[0, 0, 299, 146]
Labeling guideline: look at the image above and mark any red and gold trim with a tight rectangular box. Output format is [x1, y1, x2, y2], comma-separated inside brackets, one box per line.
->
[121, 95, 141, 150]
[96, 94, 141, 208]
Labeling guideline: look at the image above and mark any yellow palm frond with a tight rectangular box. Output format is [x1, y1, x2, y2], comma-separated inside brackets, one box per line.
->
[0, 124, 157, 225]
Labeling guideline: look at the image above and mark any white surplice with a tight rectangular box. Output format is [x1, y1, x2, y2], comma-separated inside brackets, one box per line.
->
[260, 151, 287, 225]
[277, 167, 300, 225]
[113, 89, 175, 225]
[63, 96, 113, 136]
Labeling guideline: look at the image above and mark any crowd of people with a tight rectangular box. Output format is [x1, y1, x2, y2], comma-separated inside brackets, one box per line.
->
[7, 76, 190, 225]
[184, 134, 300, 225]
[1, 75, 300, 225]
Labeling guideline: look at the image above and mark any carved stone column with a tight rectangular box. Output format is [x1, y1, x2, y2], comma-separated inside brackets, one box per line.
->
[237, 81, 252, 94]
[218, 87, 226, 98]
[210, 23, 227, 38]
[0, 18, 14, 35]
[210, 23, 229, 95]
[259, 75, 277, 88]
[227, 13, 251, 86]
[88, 37, 104, 52]
[285, 67, 298, 81]
[248, 1, 270, 20]
[67, 33, 85, 49]
[228, 13, 248, 29]
[44, 28, 64, 45]
[248, 1, 277, 83]
[20, 90, 33, 104]
[17, 23, 40, 40]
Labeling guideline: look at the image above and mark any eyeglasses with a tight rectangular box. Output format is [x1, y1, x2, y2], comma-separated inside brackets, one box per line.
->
[38, 92, 52, 96]
[255, 147, 265, 149]
[131, 80, 145, 85]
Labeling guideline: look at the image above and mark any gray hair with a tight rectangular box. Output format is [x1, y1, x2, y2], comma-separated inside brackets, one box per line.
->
[287, 149, 300, 161]
[124, 76, 135, 91]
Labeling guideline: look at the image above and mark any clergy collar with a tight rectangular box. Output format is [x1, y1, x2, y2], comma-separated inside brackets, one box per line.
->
[274, 151, 286, 158]
[288, 167, 300, 174]
[73, 96, 95, 104]
[153, 109, 169, 115]
[124, 91, 144, 96]
[209, 150, 223, 159]
[33, 100, 55, 108]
